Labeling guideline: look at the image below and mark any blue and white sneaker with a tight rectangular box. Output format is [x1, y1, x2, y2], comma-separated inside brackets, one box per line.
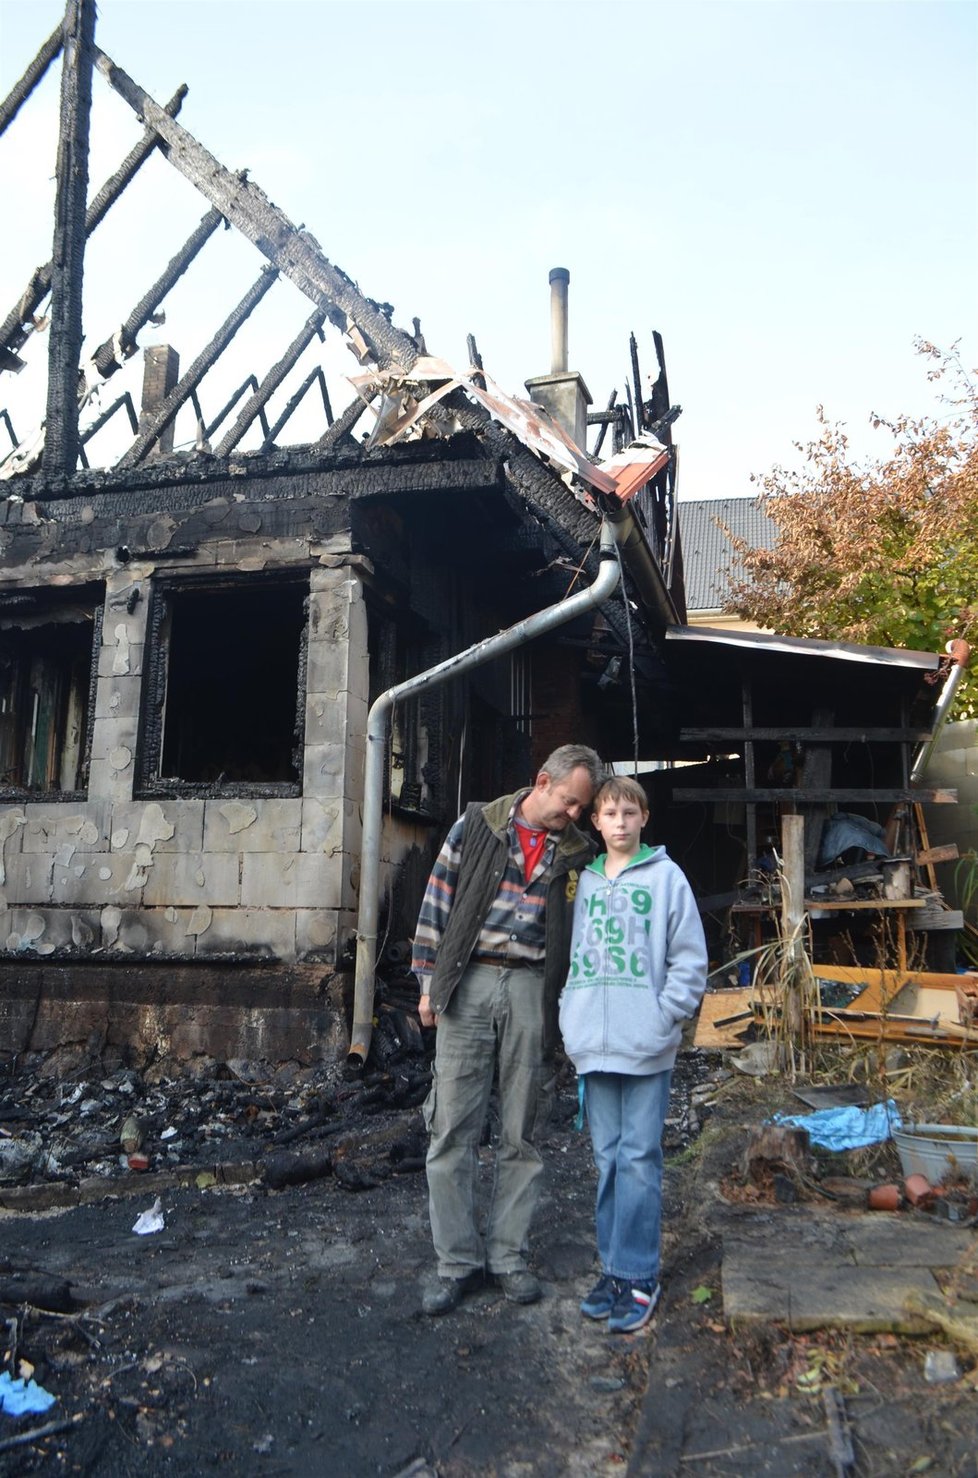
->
[580, 1273, 622, 1320]
[608, 1279, 660, 1333]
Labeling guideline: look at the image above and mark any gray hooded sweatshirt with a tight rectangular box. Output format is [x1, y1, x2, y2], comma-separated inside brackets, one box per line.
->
[559, 844, 708, 1077]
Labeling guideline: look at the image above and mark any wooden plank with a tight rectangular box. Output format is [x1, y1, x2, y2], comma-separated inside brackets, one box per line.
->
[915, 843, 959, 866]
[733, 898, 926, 912]
[694, 990, 754, 1048]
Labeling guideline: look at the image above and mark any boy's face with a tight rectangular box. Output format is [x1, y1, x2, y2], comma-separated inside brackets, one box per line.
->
[593, 795, 648, 853]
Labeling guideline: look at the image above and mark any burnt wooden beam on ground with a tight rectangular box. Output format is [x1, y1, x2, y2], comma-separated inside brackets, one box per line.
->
[0, 86, 188, 375]
[118, 266, 279, 466]
[42, 0, 96, 479]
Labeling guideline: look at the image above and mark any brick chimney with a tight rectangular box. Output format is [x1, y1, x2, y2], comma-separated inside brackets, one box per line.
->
[140, 345, 179, 455]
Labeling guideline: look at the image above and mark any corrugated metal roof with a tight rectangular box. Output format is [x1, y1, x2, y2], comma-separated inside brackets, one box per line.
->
[677, 496, 776, 612]
[665, 623, 940, 672]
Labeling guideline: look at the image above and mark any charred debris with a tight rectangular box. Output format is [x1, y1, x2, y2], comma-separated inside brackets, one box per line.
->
[0, 1, 968, 1080]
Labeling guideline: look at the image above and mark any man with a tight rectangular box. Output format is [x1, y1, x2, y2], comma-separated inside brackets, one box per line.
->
[412, 744, 605, 1316]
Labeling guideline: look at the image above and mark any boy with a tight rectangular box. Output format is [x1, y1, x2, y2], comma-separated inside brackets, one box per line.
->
[558, 776, 707, 1333]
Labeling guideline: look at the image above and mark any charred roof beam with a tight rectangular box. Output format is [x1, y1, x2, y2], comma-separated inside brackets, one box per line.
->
[262, 365, 333, 451]
[215, 309, 326, 457]
[0, 84, 188, 376]
[93, 48, 418, 374]
[88, 206, 222, 384]
[43, 0, 96, 479]
[0, 24, 63, 137]
[118, 265, 279, 467]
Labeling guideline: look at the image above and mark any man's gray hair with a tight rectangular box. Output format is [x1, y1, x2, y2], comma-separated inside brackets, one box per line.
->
[537, 744, 605, 791]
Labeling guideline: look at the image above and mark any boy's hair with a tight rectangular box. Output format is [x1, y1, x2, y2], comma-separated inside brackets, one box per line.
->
[593, 775, 649, 813]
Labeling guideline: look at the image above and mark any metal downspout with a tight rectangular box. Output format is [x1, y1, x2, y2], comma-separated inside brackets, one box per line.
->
[348, 519, 625, 1067]
[602, 502, 680, 631]
[910, 639, 971, 784]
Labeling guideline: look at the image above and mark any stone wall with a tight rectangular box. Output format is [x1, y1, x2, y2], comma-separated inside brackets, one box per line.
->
[0, 533, 368, 973]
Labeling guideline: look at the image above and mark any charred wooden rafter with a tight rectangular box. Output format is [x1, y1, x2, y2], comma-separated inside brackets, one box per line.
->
[89, 207, 222, 384]
[0, 85, 188, 376]
[93, 47, 418, 374]
[262, 366, 333, 450]
[215, 310, 326, 457]
[43, 0, 96, 479]
[0, 25, 63, 137]
[118, 266, 279, 466]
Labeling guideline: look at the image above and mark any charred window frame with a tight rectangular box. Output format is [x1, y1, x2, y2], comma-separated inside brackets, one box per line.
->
[0, 584, 103, 799]
[367, 598, 441, 819]
[138, 573, 308, 797]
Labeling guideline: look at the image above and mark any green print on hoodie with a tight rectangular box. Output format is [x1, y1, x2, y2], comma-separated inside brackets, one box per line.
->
[559, 844, 708, 1077]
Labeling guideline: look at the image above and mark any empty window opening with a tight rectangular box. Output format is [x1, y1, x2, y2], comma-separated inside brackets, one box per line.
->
[0, 588, 101, 794]
[151, 581, 306, 787]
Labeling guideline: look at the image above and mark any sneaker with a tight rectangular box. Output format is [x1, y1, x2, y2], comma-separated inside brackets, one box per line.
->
[421, 1268, 484, 1316]
[580, 1273, 622, 1321]
[608, 1280, 660, 1333]
[495, 1269, 542, 1305]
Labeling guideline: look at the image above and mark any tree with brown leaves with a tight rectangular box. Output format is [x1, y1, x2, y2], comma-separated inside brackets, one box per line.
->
[727, 343, 978, 717]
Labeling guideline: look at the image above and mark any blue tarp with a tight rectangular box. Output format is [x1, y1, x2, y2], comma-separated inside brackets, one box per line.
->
[771, 1099, 902, 1151]
[0, 1370, 57, 1417]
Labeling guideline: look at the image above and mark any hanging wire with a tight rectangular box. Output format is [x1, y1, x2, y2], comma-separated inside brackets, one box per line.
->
[611, 538, 641, 775]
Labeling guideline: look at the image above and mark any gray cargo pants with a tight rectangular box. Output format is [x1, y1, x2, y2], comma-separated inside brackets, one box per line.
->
[423, 962, 551, 1278]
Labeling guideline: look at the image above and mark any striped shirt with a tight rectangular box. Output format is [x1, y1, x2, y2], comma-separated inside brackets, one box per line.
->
[411, 798, 554, 988]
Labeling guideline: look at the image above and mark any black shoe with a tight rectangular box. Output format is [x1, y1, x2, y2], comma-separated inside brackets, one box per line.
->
[495, 1269, 542, 1305]
[421, 1268, 484, 1316]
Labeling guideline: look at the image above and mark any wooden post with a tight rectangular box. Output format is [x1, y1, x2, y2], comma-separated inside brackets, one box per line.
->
[781, 814, 806, 1052]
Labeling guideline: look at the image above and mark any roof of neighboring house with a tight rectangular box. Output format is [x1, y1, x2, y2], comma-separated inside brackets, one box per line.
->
[677, 496, 777, 613]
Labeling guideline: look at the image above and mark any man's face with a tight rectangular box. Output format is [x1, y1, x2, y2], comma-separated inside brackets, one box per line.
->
[522, 766, 595, 832]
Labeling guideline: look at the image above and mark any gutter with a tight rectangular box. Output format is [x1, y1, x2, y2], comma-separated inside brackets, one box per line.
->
[910, 639, 971, 784]
[601, 499, 680, 632]
[348, 518, 625, 1067]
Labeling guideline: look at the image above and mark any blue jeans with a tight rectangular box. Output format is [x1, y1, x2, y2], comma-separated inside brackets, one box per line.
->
[584, 1069, 672, 1284]
[423, 963, 551, 1278]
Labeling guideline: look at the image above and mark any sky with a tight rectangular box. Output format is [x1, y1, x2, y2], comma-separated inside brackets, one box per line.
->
[0, 0, 975, 498]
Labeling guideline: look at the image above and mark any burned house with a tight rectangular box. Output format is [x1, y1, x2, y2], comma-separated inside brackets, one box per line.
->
[0, 3, 965, 1071]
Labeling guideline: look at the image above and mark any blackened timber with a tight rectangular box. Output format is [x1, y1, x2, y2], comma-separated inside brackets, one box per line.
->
[216, 310, 326, 456]
[0, 26, 62, 137]
[93, 48, 418, 373]
[205, 376, 262, 440]
[43, 0, 96, 479]
[671, 787, 958, 804]
[118, 266, 279, 466]
[262, 367, 332, 449]
[316, 393, 373, 450]
[629, 333, 645, 433]
[590, 390, 618, 457]
[77, 391, 139, 465]
[90, 207, 222, 381]
[0, 86, 188, 376]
